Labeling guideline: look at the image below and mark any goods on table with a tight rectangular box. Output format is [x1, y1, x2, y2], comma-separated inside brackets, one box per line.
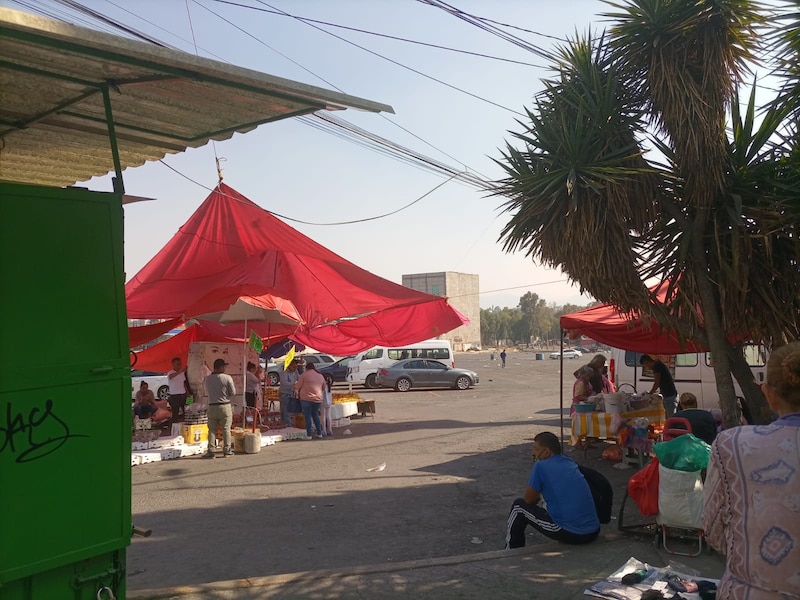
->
[332, 392, 361, 404]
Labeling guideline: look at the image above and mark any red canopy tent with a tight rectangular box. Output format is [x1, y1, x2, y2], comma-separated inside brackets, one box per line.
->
[126, 183, 467, 358]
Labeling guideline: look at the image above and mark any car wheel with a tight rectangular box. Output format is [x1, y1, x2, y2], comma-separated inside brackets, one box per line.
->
[395, 377, 411, 392]
[365, 373, 377, 389]
[157, 385, 170, 400]
[268, 372, 279, 386]
[455, 376, 471, 390]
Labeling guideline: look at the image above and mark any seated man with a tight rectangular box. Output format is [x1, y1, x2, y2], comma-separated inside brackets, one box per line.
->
[505, 431, 600, 548]
[133, 381, 157, 420]
[674, 392, 717, 445]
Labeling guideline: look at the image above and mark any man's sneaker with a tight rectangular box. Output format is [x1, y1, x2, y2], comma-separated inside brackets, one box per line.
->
[302, 435, 313, 440]
[202, 451, 215, 459]
[316, 433, 324, 439]
[223, 449, 235, 457]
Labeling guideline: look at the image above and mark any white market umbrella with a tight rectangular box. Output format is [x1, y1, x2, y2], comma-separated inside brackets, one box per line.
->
[184, 287, 304, 428]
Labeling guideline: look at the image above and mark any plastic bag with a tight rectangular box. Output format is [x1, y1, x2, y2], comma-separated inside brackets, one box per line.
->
[287, 397, 302, 414]
[658, 465, 703, 528]
[653, 434, 710, 472]
[628, 457, 660, 516]
[602, 445, 623, 462]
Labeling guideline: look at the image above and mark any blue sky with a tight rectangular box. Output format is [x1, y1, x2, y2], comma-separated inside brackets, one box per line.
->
[6, 0, 612, 309]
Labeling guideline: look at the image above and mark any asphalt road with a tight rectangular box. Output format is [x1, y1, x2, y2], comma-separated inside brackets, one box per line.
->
[127, 350, 599, 590]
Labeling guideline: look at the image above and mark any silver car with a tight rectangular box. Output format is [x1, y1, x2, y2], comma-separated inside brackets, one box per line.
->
[375, 359, 479, 392]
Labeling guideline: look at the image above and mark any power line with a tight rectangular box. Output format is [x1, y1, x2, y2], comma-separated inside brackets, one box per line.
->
[208, 0, 546, 68]
[157, 159, 461, 225]
[194, 0, 494, 176]
[252, 0, 525, 116]
[417, 0, 553, 61]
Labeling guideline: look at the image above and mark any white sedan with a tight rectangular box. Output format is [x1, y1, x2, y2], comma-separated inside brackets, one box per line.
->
[550, 349, 583, 360]
[131, 370, 170, 400]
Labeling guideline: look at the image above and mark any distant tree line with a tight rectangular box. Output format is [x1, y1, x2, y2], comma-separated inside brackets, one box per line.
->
[480, 291, 598, 348]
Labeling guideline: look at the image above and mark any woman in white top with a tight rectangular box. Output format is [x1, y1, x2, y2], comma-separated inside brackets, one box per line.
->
[320, 374, 334, 437]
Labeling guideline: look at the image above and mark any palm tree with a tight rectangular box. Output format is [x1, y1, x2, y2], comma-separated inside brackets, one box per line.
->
[495, 0, 800, 427]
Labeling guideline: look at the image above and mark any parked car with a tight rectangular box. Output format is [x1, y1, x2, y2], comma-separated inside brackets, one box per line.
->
[260, 359, 281, 386]
[131, 370, 169, 401]
[300, 353, 336, 366]
[263, 354, 336, 386]
[375, 359, 479, 392]
[549, 349, 583, 360]
[317, 355, 354, 383]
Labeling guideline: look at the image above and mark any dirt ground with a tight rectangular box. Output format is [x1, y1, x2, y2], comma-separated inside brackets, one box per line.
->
[128, 350, 638, 591]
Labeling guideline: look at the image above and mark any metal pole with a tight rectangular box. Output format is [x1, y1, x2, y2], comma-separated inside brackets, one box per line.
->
[559, 328, 564, 451]
[101, 85, 125, 195]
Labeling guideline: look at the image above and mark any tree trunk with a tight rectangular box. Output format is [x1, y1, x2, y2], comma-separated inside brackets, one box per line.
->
[726, 345, 772, 424]
[689, 214, 740, 429]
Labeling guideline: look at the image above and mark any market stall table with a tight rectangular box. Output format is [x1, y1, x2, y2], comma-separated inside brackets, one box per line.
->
[570, 405, 666, 446]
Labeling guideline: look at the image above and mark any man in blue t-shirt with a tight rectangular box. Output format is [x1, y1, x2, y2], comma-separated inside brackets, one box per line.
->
[505, 432, 600, 548]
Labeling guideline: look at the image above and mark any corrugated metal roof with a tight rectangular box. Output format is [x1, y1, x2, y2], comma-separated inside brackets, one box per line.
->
[0, 7, 393, 188]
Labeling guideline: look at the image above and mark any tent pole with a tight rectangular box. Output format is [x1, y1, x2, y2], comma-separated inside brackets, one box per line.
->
[559, 328, 564, 451]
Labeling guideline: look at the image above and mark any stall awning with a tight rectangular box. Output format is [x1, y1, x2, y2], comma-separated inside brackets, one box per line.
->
[0, 7, 393, 188]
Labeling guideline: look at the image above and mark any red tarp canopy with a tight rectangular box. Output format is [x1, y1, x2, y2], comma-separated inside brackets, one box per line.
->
[126, 183, 467, 355]
[559, 284, 708, 354]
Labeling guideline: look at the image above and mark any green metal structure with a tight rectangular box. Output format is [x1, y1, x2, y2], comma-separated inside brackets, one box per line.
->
[0, 183, 131, 599]
[0, 7, 390, 599]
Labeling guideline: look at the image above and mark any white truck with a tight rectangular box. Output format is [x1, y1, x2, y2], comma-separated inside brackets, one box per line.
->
[608, 344, 767, 410]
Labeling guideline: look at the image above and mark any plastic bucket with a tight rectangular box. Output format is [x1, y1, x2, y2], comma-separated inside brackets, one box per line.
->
[244, 431, 262, 454]
[603, 393, 625, 415]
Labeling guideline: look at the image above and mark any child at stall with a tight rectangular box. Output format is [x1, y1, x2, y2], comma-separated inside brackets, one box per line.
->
[321, 374, 334, 437]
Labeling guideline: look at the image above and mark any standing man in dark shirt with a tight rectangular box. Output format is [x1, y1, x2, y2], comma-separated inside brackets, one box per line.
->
[640, 354, 678, 417]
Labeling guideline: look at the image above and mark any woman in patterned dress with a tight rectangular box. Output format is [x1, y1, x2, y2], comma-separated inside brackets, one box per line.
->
[703, 342, 800, 599]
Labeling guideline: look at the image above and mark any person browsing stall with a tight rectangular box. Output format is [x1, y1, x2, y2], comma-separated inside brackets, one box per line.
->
[167, 357, 188, 425]
[673, 392, 717, 445]
[245, 361, 259, 408]
[505, 432, 600, 548]
[703, 341, 800, 600]
[278, 358, 301, 428]
[202, 358, 236, 459]
[639, 354, 679, 417]
[294, 362, 325, 440]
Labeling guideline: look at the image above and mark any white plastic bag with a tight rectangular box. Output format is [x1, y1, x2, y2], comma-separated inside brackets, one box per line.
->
[657, 465, 703, 528]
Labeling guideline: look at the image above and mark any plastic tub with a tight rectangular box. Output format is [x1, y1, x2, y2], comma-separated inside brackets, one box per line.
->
[575, 402, 596, 413]
[603, 393, 625, 415]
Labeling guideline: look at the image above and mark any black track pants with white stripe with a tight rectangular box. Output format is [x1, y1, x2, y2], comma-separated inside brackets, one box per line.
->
[505, 498, 599, 548]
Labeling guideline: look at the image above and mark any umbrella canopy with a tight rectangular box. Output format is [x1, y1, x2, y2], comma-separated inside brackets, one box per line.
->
[559, 282, 708, 354]
[184, 286, 303, 327]
[126, 183, 467, 354]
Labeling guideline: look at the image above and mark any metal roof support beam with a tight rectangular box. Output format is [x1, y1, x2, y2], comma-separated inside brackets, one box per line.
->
[0, 28, 330, 111]
[2, 88, 100, 132]
[0, 58, 100, 87]
[101, 85, 124, 195]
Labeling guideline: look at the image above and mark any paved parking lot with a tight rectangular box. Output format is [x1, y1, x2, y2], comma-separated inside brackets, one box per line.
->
[128, 350, 628, 591]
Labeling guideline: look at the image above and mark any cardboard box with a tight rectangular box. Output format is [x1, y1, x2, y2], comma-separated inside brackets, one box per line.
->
[181, 423, 207, 446]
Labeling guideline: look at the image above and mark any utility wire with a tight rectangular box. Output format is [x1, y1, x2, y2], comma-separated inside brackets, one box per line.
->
[209, 0, 545, 68]
[52, 0, 171, 46]
[158, 159, 460, 226]
[417, 0, 552, 61]
[194, 0, 492, 176]
[253, 0, 525, 116]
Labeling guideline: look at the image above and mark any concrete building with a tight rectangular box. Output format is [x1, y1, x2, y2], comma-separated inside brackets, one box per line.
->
[402, 272, 480, 352]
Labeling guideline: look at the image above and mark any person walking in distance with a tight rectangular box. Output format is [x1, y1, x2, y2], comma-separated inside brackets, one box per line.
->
[167, 357, 188, 425]
[639, 354, 679, 417]
[203, 358, 236, 458]
[500, 349, 507, 368]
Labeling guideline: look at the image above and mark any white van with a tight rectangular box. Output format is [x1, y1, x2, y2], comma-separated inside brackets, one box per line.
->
[608, 344, 767, 410]
[346, 339, 454, 388]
